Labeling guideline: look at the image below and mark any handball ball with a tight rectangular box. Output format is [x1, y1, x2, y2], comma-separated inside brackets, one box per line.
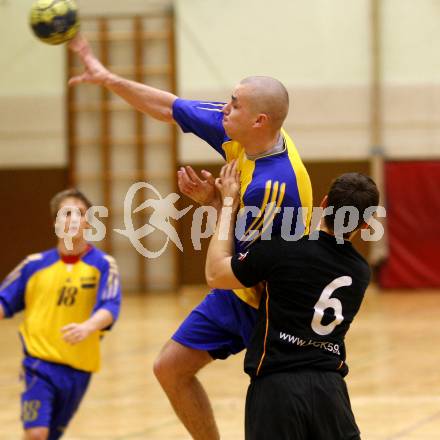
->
[30, 0, 79, 45]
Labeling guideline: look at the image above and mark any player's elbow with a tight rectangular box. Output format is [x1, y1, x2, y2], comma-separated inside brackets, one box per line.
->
[205, 263, 228, 289]
[206, 276, 222, 289]
[206, 268, 242, 290]
[153, 95, 177, 123]
[205, 267, 218, 289]
[155, 106, 174, 123]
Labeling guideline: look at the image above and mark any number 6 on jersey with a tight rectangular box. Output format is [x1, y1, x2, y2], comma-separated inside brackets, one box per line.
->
[311, 276, 352, 336]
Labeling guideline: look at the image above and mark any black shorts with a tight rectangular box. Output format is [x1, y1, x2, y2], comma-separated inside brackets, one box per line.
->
[245, 369, 360, 440]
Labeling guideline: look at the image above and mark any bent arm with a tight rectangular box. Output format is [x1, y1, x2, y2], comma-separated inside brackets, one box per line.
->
[206, 161, 244, 289]
[205, 206, 243, 289]
[84, 308, 114, 332]
[61, 309, 114, 345]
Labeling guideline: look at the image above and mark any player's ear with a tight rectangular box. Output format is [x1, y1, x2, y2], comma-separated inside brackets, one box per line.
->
[253, 113, 268, 128]
[320, 195, 329, 209]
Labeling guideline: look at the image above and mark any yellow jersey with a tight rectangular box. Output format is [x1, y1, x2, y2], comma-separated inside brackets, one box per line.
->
[0, 246, 121, 373]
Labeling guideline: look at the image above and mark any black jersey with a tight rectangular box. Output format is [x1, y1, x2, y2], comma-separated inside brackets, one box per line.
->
[231, 231, 370, 378]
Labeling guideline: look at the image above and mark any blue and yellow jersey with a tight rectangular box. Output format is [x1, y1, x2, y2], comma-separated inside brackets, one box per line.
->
[0, 246, 121, 373]
[173, 99, 313, 308]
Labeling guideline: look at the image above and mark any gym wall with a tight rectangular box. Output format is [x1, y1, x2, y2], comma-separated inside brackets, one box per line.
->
[1, 0, 439, 286]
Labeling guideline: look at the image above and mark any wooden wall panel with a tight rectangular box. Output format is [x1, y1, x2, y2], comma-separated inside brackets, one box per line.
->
[0, 168, 68, 280]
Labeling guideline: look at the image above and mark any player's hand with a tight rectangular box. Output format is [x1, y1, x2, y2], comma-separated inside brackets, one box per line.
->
[177, 166, 221, 208]
[61, 322, 94, 345]
[68, 33, 111, 86]
[216, 160, 240, 209]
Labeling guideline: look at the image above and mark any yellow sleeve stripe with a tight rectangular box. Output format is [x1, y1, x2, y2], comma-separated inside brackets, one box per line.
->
[245, 182, 286, 248]
[242, 181, 279, 242]
[241, 180, 272, 238]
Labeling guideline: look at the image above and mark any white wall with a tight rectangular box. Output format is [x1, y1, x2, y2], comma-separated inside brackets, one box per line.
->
[383, 0, 440, 83]
[76, 0, 170, 16]
[0, 0, 171, 169]
[175, 0, 440, 162]
[381, 0, 440, 158]
[175, 0, 371, 163]
[0, 0, 66, 168]
[0, 0, 66, 97]
[176, 0, 370, 90]
[1, 0, 440, 168]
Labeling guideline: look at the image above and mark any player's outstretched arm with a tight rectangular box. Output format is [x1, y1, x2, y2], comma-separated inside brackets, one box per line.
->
[61, 309, 114, 345]
[0, 303, 4, 320]
[68, 33, 177, 123]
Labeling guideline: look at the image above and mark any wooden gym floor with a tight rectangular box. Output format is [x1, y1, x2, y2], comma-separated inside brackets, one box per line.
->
[1, 285, 440, 439]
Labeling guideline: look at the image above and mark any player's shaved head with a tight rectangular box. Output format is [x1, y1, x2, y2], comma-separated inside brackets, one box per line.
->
[239, 76, 289, 131]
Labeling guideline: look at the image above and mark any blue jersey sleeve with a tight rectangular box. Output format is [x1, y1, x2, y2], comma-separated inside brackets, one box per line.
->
[0, 259, 31, 318]
[93, 255, 121, 329]
[172, 98, 228, 158]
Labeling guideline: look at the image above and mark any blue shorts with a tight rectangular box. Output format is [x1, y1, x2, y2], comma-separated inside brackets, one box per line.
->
[172, 289, 258, 359]
[21, 356, 91, 439]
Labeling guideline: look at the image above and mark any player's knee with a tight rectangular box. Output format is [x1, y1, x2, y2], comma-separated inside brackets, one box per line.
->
[154, 340, 213, 388]
[154, 342, 202, 384]
[153, 354, 165, 381]
[24, 427, 49, 440]
[153, 350, 175, 384]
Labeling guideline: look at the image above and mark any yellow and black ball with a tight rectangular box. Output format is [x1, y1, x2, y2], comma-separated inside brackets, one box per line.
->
[30, 0, 79, 45]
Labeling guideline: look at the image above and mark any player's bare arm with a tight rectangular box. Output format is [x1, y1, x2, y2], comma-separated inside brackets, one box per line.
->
[0, 303, 4, 320]
[61, 308, 114, 345]
[206, 160, 244, 289]
[68, 33, 177, 123]
[178, 166, 221, 209]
